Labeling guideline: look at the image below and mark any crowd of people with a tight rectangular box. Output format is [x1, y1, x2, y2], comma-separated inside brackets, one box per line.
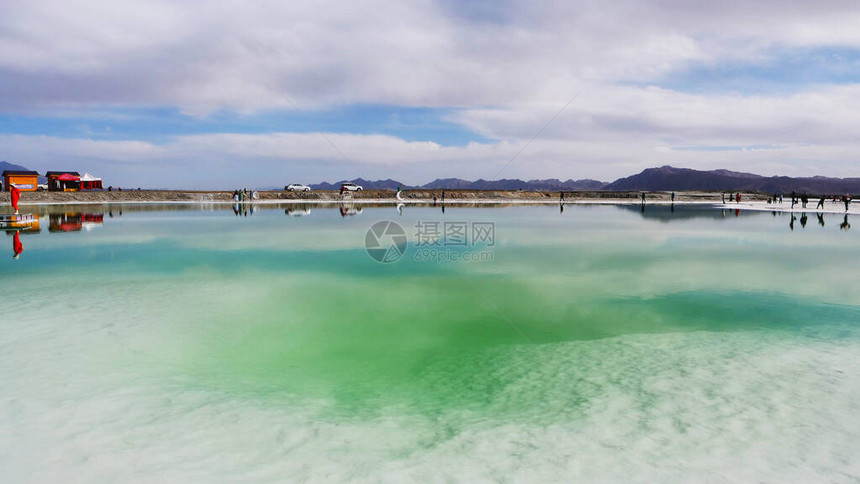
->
[722, 190, 853, 211]
[780, 190, 852, 211]
[232, 188, 259, 202]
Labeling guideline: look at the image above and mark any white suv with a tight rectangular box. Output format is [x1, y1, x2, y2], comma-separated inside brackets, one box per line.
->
[341, 182, 363, 192]
[286, 183, 311, 192]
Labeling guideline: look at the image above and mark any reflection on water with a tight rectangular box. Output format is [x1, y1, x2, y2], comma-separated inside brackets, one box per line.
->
[286, 206, 312, 217]
[2, 201, 860, 483]
[338, 203, 362, 217]
[8, 200, 858, 259]
[1, 214, 40, 260]
[48, 212, 105, 232]
[12, 231, 22, 259]
[1, 202, 855, 260]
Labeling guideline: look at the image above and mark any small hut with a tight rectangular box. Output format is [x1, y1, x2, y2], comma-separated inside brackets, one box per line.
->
[46, 171, 81, 192]
[79, 173, 103, 190]
[2, 170, 39, 192]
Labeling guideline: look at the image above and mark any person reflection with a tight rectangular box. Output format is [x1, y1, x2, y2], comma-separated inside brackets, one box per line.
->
[800, 213, 808, 228]
[840, 215, 851, 230]
[441, 203, 445, 214]
[12, 230, 23, 259]
[233, 203, 240, 216]
[790, 214, 796, 231]
[817, 213, 825, 227]
[560, 202, 564, 214]
[670, 203, 674, 213]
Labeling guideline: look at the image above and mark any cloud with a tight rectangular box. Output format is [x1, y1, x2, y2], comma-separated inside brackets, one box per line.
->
[3, 0, 859, 112]
[4, 118, 860, 189]
[2, 1, 860, 185]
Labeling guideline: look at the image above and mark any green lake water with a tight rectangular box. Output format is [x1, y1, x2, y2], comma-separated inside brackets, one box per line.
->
[1, 203, 859, 482]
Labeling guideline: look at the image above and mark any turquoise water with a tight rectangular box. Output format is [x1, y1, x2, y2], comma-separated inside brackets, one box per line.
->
[2, 203, 859, 482]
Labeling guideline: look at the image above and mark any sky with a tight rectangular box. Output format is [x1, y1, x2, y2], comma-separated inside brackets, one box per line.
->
[1, 0, 860, 189]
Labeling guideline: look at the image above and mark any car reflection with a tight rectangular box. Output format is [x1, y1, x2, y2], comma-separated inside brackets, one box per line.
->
[285, 206, 312, 216]
[339, 203, 363, 217]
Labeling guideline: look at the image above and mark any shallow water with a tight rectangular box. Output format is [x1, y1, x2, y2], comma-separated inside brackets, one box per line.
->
[2, 203, 859, 482]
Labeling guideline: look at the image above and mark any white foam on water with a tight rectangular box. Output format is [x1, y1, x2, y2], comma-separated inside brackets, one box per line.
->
[3, 312, 860, 483]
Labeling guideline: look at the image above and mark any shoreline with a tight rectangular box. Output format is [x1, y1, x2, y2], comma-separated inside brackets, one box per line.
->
[1, 189, 857, 214]
[0, 188, 759, 205]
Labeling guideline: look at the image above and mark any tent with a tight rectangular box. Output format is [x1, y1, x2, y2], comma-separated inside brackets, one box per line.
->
[80, 173, 103, 190]
[46, 171, 81, 191]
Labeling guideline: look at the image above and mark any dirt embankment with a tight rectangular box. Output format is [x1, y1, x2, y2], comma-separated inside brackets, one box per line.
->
[0, 189, 770, 204]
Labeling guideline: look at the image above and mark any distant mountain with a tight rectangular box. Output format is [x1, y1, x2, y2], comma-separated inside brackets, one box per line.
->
[0, 160, 32, 173]
[420, 178, 606, 190]
[308, 166, 860, 194]
[310, 177, 608, 191]
[604, 165, 860, 193]
[1, 161, 51, 183]
[420, 178, 475, 190]
[524, 178, 608, 190]
[310, 178, 408, 190]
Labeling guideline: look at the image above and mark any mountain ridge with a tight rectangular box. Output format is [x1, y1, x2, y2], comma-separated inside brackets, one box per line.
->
[604, 165, 860, 193]
[309, 167, 860, 193]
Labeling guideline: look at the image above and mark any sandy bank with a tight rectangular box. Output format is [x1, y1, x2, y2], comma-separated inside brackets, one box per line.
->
[1, 189, 768, 206]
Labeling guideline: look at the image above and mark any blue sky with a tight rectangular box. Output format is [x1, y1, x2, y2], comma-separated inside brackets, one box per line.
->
[2, 0, 860, 188]
[0, 105, 488, 146]
[647, 46, 860, 95]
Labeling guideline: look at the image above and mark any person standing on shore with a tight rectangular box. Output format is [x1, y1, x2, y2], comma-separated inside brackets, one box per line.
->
[11, 184, 20, 215]
[442, 190, 446, 202]
[560, 191, 565, 202]
[816, 195, 825, 209]
[844, 194, 851, 211]
[641, 192, 646, 204]
[721, 192, 725, 204]
[736, 192, 741, 203]
[671, 192, 675, 203]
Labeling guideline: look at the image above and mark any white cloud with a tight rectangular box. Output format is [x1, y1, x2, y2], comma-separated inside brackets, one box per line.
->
[2, 1, 860, 184]
[4, 117, 860, 189]
[3, 0, 859, 112]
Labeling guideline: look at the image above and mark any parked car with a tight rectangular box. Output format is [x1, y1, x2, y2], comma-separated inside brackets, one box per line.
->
[285, 183, 311, 192]
[340, 182, 363, 192]
[37, 183, 48, 191]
